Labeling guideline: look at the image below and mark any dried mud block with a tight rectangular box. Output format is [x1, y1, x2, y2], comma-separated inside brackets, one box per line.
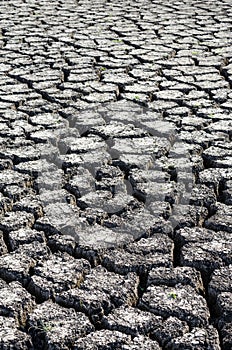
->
[57, 266, 139, 324]
[170, 204, 208, 229]
[189, 184, 217, 208]
[57, 287, 112, 324]
[74, 330, 130, 350]
[61, 150, 111, 170]
[101, 306, 189, 346]
[101, 306, 163, 336]
[205, 202, 232, 233]
[73, 330, 161, 350]
[3, 185, 35, 202]
[147, 267, 204, 294]
[132, 181, 183, 206]
[75, 239, 112, 266]
[102, 234, 174, 274]
[29, 113, 68, 129]
[8, 228, 46, 250]
[37, 188, 75, 206]
[208, 265, 232, 302]
[120, 211, 173, 238]
[176, 227, 232, 274]
[111, 136, 171, 158]
[0, 316, 33, 350]
[12, 195, 43, 218]
[152, 316, 189, 347]
[223, 180, 232, 205]
[0, 211, 35, 232]
[15, 241, 50, 261]
[0, 251, 35, 284]
[0, 158, 13, 170]
[139, 285, 210, 327]
[203, 144, 232, 168]
[0, 281, 35, 325]
[146, 200, 172, 220]
[219, 322, 232, 350]
[0, 194, 13, 215]
[127, 335, 161, 350]
[216, 292, 232, 323]
[0, 231, 8, 255]
[179, 130, 222, 149]
[90, 121, 147, 140]
[28, 300, 94, 350]
[59, 135, 106, 154]
[198, 168, 232, 196]
[65, 166, 95, 198]
[0, 145, 41, 164]
[0, 242, 50, 284]
[166, 325, 220, 350]
[48, 233, 76, 255]
[15, 159, 57, 176]
[28, 253, 90, 300]
[0, 170, 32, 189]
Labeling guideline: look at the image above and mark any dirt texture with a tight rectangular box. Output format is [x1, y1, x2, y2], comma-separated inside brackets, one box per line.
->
[0, 0, 231, 349]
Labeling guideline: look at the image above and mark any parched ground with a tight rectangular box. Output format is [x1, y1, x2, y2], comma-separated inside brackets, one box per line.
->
[0, 0, 232, 349]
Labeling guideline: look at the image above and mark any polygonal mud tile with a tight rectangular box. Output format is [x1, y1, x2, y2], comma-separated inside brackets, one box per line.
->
[29, 113, 68, 129]
[216, 292, 232, 323]
[0, 231, 8, 255]
[101, 306, 163, 337]
[205, 202, 232, 233]
[102, 234, 174, 274]
[73, 330, 161, 350]
[189, 184, 217, 209]
[139, 284, 210, 327]
[0, 145, 41, 164]
[90, 121, 147, 140]
[15, 241, 50, 261]
[166, 325, 220, 350]
[170, 204, 208, 229]
[176, 227, 232, 274]
[147, 267, 204, 294]
[198, 168, 232, 196]
[0, 211, 35, 232]
[8, 228, 46, 250]
[56, 266, 139, 324]
[47, 233, 76, 255]
[2, 185, 35, 202]
[203, 145, 232, 168]
[132, 181, 182, 206]
[73, 330, 130, 350]
[219, 322, 232, 350]
[129, 336, 161, 349]
[222, 180, 232, 205]
[0, 281, 35, 325]
[0, 251, 35, 285]
[152, 316, 189, 347]
[15, 159, 57, 176]
[208, 265, 232, 302]
[0, 316, 33, 350]
[0, 194, 13, 215]
[12, 196, 43, 219]
[0, 193, 13, 215]
[28, 253, 90, 300]
[28, 300, 94, 350]
[120, 210, 173, 239]
[0, 170, 32, 190]
[111, 136, 171, 157]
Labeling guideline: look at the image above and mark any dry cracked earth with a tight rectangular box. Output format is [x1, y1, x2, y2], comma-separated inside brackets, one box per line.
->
[0, 0, 232, 349]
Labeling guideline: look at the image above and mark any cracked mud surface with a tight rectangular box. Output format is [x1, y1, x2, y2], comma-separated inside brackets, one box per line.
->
[0, 0, 232, 349]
